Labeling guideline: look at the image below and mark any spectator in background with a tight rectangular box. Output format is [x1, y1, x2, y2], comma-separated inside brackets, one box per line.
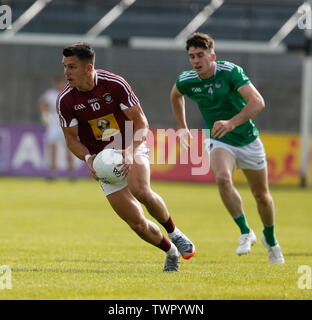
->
[38, 76, 75, 180]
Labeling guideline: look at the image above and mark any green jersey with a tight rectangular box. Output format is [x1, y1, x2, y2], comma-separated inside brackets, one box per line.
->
[176, 61, 259, 147]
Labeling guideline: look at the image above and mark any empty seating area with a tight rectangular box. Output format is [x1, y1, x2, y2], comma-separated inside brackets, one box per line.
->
[2, 0, 305, 46]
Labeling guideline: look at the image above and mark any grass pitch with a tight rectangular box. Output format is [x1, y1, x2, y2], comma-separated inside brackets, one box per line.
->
[0, 178, 311, 300]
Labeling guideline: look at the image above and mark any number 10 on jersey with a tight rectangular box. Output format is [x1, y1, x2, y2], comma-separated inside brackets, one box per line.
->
[91, 102, 100, 111]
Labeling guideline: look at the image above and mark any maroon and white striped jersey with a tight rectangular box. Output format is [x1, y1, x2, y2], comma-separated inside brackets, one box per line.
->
[57, 69, 139, 154]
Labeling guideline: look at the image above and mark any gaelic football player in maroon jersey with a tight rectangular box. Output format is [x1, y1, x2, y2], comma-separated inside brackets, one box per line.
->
[57, 43, 195, 271]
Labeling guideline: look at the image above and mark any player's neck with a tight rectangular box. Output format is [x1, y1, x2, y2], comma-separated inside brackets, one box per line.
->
[76, 71, 96, 92]
[199, 62, 216, 80]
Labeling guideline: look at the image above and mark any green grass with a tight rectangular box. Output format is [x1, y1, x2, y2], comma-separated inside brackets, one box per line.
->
[0, 178, 311, 300]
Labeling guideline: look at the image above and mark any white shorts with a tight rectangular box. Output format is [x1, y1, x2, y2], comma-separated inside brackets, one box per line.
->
[99, 142, 149, 196]
[205, 137, 267, 170]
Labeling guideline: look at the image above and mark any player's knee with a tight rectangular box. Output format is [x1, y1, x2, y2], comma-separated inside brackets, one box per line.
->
[129, 220, 148, 236]
[132, 187, 153, 204]
[215, 172, 232, 188]
[252, 190, 271, 204]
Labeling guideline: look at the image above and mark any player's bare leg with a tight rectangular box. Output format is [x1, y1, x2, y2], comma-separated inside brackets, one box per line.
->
[243, 168, 274, 225]
[127, 155, 195, 259]
[107, 186, 163, 244]
[127, 155, 170, 224]
[210, 148, 256, 255]
[243, 168, 284, 263]
[107, 187, 179, 271]
[210, 148, 244, 217]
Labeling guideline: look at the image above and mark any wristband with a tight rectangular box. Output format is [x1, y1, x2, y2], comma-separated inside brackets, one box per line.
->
[84, 154, 91, 162]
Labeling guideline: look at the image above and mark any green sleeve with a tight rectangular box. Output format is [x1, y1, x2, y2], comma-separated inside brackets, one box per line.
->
[176, 77, 187, 95]
[230, 65, 251, 91]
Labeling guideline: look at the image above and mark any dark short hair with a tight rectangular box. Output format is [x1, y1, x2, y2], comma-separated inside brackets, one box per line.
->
[63, 42, 95, 64]
[186, 33, 215, 51]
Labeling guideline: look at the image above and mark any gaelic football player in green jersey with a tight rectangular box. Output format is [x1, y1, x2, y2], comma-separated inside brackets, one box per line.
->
[170, 33, 284, 264]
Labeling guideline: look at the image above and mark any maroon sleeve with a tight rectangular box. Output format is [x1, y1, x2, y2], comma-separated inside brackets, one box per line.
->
[57, 88, 77, 128]
[111, 75, 140, 110]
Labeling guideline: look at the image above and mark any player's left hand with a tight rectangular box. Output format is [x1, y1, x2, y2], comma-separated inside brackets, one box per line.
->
[87, 154, 98, 181]
[211, 120, 235, 139]
[116, 148, 133, 176]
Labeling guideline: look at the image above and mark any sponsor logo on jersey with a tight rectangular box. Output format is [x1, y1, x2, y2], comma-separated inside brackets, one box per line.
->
[88, 114, 120, 140]
[88, 98, 99, 103]
[103, 93, 113, 104]
[214, 80, 222, 88]
[74, 104, 87, 110]
[207, 86, 213, 95]
[204, 84, 214, 95]
[97, 118, 110, 131]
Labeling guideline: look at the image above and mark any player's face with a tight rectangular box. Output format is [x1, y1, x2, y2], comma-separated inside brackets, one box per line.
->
[188, 46, 216, 78]
[62, 55, 91, 89]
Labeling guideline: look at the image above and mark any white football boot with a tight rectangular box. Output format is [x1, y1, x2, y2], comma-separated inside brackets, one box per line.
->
[236, 229, 257, 255]
[261, 234, 285, 264]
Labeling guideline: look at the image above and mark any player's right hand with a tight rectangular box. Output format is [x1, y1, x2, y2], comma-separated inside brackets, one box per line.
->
[116, 148, 133, 177]
[87, 154, 98, 181]
[177, 128, 193, 150]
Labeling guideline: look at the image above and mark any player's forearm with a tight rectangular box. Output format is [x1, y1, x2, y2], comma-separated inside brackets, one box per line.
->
[171, 96, 188, 129]
[65, 136, 90, 161]
[123, 104, 149, 152]
[132, 117, 149, 151]
[230, 98, 265, 128]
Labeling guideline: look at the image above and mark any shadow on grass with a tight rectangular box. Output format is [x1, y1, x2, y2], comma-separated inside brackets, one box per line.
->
[12, 266, 107, 274]
[284, 253, 312, 257]
[11, 261, 158, 274]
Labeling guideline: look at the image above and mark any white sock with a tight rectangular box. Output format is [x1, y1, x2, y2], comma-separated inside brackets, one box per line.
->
[166, 243, 179, 256]
[168, 227, 181, 239]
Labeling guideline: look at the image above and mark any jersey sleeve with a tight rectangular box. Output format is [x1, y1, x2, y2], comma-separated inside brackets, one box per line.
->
[229, 64, 251, 91]
[175, 74, 188, 96]
[116, 77, 140, 111]
[57, 94, 78, 128]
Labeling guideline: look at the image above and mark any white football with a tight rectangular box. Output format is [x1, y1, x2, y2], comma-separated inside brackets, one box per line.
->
[93, 149, 125, 184]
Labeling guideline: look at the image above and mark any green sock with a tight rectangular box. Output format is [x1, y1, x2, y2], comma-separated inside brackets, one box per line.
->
[233, 213, 250, 234]
[263, 225, 277, 246]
